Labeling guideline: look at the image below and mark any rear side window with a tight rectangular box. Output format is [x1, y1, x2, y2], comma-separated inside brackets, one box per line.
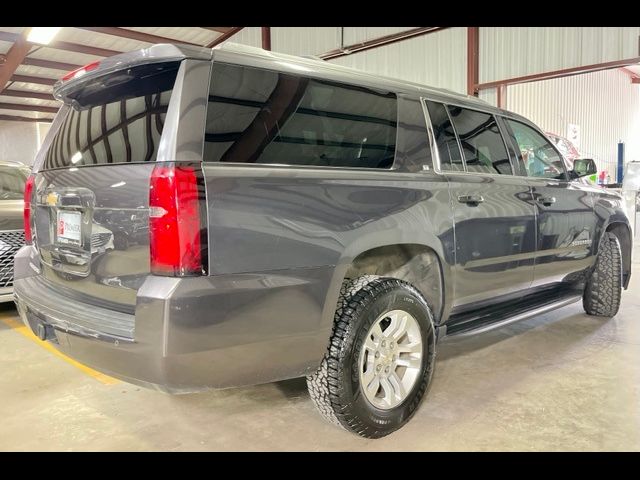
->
[424, 100, 463, 172]
[204, 63, 398, 169]
[42, 62, 180, 170]
[0, 165, 29, 200]
[447, 106, 513, 175]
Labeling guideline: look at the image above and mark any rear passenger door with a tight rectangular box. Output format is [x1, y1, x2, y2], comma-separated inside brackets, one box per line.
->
[424, 100, 536, 310]
[502, 119, 597, 289]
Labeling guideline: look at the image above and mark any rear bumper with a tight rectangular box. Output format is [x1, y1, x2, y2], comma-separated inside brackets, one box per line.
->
[13, 246, 334, 393]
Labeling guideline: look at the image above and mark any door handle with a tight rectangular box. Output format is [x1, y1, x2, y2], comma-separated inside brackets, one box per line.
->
[538, 196, 556, 206]
[457, 194, 485, 206]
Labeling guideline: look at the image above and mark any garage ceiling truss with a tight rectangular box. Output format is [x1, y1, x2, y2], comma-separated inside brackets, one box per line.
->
[0, 27, 243, 123]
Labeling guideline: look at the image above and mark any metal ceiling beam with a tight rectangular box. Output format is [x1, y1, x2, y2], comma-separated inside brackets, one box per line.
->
[0, 102, 59, 113]
[477, 57, 640, 90]
[0, 89, 56, 101]
[75, 27, 201, 47]
[206, 27, 244, 48]
[0, 113, 53, 123]
[22, 57, 81, 71]
[319, 27, 447, 60]
[200, 27, 234, 34]
[0, 33, 32, 92]
[47, 40, 121, 57]
[10, 74, 56, 86]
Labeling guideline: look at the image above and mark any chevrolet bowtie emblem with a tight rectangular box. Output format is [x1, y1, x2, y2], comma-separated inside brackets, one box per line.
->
[46, 192, 59, 206]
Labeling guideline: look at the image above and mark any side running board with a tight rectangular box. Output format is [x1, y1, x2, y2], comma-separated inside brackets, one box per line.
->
[445, 293, 582, 338]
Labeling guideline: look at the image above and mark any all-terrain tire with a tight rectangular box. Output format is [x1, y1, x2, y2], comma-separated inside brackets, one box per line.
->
[583, 232, 622, 317]
[306, 276, 436, 438]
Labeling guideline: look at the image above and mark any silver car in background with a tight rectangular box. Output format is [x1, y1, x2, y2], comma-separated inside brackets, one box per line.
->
[0, 161, 30, 302]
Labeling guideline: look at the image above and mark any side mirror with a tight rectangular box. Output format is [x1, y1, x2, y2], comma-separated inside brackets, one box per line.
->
[572, 158, 598, 178]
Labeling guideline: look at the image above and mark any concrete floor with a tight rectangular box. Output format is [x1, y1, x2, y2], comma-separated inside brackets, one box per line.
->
[2, 266, 640, 451]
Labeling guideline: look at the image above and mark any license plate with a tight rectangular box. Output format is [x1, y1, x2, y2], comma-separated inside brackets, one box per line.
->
[56, 210, 82, 246]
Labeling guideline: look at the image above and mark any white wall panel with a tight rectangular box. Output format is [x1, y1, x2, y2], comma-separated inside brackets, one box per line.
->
[228, 27, 417, 57]
[226, 27, 262, 48]
[506, 69, 640, 178]
[480, 27, 640, 83]
[0, 121, 38, 165]
[37, 123, 51, 150]
[479, 88, 497, 107]
[328, 27, 467, 94]
[271, 27, 339, 57]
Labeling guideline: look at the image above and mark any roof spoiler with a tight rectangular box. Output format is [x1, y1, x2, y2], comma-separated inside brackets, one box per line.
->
[53, 43, 212, 104]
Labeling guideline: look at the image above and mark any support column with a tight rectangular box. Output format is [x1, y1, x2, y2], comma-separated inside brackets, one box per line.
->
[262, 27, 271, 51]
[497, 85, 507, 108]
[467, 27, 479, 97]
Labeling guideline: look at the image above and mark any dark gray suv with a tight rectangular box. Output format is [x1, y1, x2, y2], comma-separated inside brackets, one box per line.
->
[14, 43, 631, 438]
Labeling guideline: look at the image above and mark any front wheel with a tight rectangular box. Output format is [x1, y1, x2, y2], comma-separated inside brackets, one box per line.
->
[307, 276, 436, 438]
[583, 232, 622, 317]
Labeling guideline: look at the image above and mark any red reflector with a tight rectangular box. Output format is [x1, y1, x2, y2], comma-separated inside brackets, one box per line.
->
[149, 164, 204, 276]
[23, 175, 35, 245]
[62, 61, 100, 81]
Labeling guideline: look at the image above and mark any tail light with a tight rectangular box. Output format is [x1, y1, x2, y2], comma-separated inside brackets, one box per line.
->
[23, 175, 35, 245]
[61, 61, 100, 82]
[149, 163, 207, 276]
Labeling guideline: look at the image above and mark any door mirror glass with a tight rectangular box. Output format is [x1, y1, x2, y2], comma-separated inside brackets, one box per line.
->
[573, 158, 598, 177]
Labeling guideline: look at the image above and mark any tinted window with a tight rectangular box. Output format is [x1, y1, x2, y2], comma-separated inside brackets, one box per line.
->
[42, 62, 179, 170]
[204, 64, 397, 169]
[507, 120, 566, 180]
[425, 100, 463, 172]
[0, 165, 29, 200]
[447, 106, 512, 175]
[397, 97, 433, 173]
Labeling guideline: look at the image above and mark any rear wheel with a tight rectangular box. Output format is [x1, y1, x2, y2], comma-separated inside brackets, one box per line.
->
[583, 232, 622, 317]
[307, 276, 436, 438]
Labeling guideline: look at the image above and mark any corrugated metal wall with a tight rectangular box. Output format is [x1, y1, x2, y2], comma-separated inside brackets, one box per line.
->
[271, 27, 339, 56]
[478, 89, 497, 107]
[229, 27, 339, 56]
[227, 28, 468, 94]
[480, 27, 640, 83]
[329, 28, 468, 94]
[506, 69, 640, 177]
[229, 27, 262, 48]
[227, 27, 640, 179]
[229, 27, 417, 58]
[0, 120, 38, 165]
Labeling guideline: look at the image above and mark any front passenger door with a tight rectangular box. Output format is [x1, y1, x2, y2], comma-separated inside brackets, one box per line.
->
[503, 119, 597, 289]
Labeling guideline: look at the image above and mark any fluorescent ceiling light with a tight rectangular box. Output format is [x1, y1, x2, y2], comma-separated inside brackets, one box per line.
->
[27, 27, 62, 45]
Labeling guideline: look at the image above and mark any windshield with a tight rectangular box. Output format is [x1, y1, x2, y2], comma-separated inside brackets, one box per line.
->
[0, 165, 29, 200]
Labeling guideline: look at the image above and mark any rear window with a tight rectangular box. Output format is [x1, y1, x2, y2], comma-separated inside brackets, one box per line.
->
[42, 62, 180, 170]
[0, 165, 29, 200]
[204, 63, 398, 169]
